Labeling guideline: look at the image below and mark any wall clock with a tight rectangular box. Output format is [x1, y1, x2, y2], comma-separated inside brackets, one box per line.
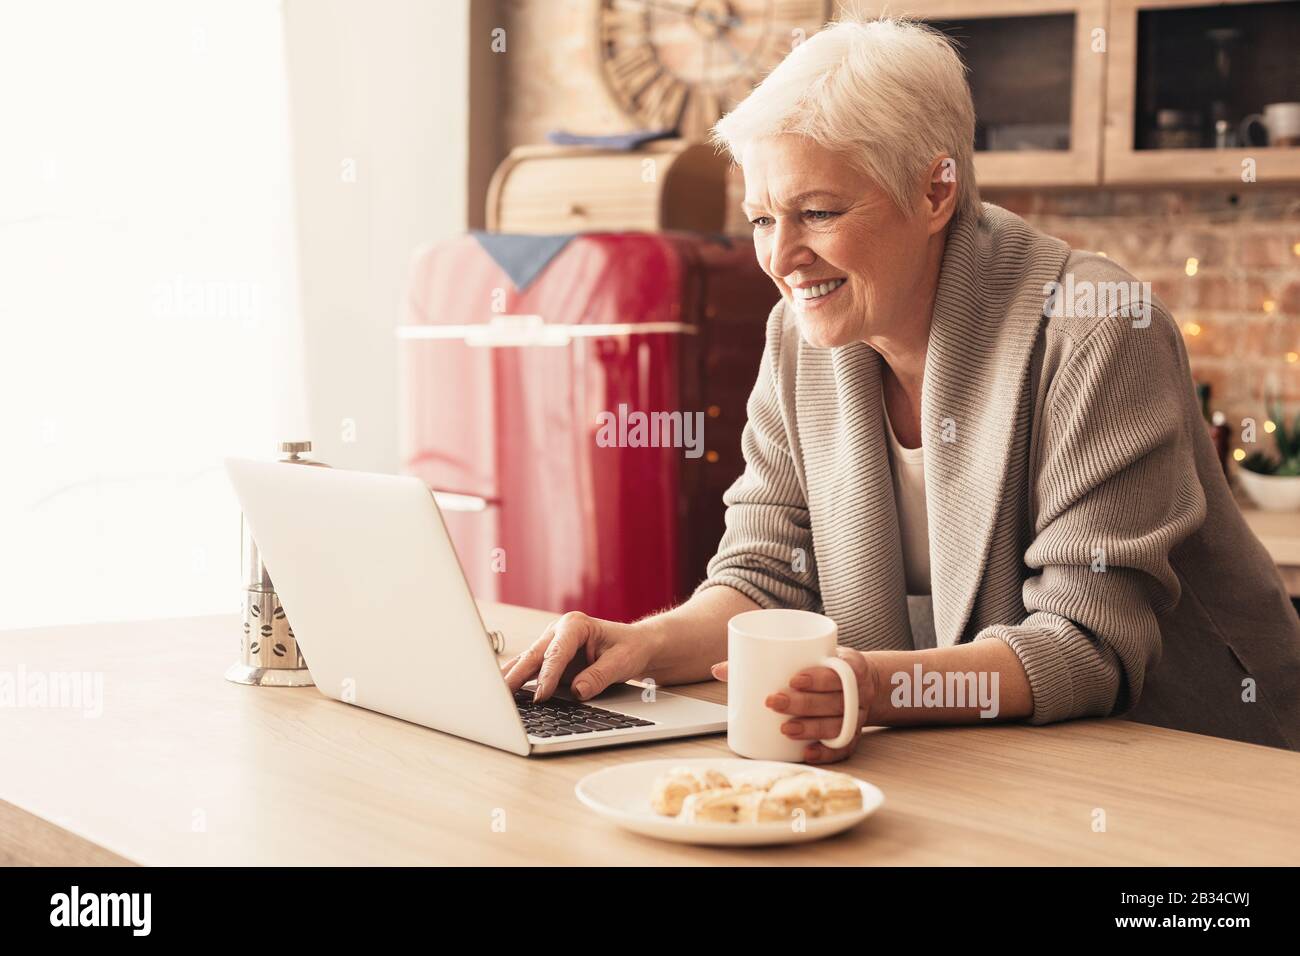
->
[596, 0, 832, 140]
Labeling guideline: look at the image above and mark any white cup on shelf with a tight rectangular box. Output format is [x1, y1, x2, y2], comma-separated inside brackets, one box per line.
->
[1240, 102, 1300, 148]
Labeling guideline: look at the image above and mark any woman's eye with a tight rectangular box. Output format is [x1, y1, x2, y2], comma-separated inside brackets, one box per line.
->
[804, 209, 838, 222]
[749, 216, 773, 228]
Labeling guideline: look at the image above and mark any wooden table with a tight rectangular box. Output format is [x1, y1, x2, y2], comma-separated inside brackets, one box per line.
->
[3, 603, 1299, 866]
[1240, 506, 1300, 598]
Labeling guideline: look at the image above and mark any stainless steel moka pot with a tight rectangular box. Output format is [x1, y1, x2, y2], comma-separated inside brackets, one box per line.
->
[225, 441, 328, 687]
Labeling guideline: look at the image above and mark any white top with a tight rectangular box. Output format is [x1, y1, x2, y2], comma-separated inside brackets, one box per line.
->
[883, 396, 932, 596]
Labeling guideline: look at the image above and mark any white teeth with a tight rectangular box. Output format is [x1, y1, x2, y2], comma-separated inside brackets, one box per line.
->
[794, 278, 845, 300]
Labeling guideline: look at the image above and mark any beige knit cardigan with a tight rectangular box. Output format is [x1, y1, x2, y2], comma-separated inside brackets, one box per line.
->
[698, 203, 1300, 750]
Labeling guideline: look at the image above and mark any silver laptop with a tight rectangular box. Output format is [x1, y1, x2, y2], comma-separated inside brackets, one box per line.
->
[224, 458, 727, 755]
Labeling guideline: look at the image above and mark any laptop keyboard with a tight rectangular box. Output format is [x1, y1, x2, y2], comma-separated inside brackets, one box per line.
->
[513, 688, 656, 738]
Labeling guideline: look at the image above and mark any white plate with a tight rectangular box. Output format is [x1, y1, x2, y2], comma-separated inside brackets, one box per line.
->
[574, 758, 885, 846]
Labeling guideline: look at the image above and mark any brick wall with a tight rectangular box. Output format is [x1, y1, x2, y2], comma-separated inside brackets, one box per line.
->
[986, 187, 1300, 438]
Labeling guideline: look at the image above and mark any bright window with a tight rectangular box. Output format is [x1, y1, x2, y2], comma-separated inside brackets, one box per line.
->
[0, 0, 305, 629]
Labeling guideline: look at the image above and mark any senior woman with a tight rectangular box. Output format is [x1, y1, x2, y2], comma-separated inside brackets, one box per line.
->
[503, 15, 1300, 755]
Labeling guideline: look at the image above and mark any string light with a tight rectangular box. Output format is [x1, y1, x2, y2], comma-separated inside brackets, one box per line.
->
[978, 195, 1299, 422]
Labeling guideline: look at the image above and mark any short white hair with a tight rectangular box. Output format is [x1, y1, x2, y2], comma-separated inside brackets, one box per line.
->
[710, 15, 981, 223]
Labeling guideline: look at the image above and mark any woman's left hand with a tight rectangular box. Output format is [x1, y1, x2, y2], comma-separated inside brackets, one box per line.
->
[710, 647, 876, 764]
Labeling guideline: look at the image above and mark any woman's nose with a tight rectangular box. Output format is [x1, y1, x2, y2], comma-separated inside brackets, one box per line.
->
[767, 222, 814, 280]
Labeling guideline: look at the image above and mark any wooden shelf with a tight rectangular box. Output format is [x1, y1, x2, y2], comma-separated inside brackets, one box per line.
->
[1102, 145, 1300, 185]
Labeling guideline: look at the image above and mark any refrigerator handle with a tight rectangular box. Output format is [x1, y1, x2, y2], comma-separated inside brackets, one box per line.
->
[429, 490, 498, 513]
[397, 315, 696, 347]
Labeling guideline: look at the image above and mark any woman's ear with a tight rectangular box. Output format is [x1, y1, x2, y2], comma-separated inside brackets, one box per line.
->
[921, 155, 960, 235]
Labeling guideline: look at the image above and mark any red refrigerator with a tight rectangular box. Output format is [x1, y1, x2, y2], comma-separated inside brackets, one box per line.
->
[398, 232, 775, 623]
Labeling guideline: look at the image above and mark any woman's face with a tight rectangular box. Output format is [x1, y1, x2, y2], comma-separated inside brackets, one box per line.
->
[741, 134, 935, 349]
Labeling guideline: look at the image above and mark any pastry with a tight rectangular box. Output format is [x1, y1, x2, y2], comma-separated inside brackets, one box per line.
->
[647, 765, 864, 823]
[763, 772, 825, 818]
[681, 787, 787, 824]
[764, 770, 863, 818]
[649, 766, 732, 816]
[812, 771, 864, 815]
[730, 767, 803, 792]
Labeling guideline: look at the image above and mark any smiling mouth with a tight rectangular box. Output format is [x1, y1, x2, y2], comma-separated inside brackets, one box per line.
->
[792, 278, 846, 306]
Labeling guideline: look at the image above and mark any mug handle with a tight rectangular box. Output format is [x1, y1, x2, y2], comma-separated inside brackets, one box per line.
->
[816, 655, 860, 749]
[1238, 113, 1266, 148]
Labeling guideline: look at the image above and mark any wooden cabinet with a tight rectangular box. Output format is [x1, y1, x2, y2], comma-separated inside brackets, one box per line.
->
[855, 0, 1300, 186]
[864, 0, 1108, 186]
[1103, 0, 1300, 185]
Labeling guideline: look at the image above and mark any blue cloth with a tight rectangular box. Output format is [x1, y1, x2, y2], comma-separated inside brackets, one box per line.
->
[545, 128, 677, 151]
[470, 231, 578, 291]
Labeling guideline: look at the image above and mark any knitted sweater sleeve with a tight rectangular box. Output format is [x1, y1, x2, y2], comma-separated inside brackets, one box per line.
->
[973, 310, 1207, 723]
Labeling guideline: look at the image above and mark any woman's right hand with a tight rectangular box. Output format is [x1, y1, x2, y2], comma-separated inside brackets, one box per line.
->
[500, 611, 662, 703]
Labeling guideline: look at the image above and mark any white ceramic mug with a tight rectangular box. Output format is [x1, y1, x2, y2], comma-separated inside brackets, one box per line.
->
[1240, 102, 1300, 147]
[726, 609, 860, 761]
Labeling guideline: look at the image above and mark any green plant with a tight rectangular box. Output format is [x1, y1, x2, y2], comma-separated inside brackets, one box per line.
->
[1241, 404, 1300, 477]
